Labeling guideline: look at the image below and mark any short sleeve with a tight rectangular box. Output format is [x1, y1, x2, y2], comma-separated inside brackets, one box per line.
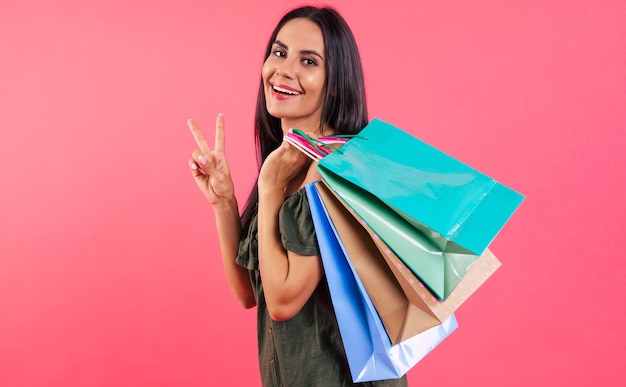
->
[236, 203, 259, 271]
[279, 188, 319, 256]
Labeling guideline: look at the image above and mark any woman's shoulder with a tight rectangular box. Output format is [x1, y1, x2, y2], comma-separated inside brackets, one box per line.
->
[280, 185, 319, 255]
[282, 186, 311, 216]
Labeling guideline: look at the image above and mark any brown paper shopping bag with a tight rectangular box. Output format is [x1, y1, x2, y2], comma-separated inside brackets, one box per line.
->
[315, 182, 501, 344]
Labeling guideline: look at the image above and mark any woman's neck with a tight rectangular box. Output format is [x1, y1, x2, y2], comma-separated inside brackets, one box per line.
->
[281, 119, 331, 138]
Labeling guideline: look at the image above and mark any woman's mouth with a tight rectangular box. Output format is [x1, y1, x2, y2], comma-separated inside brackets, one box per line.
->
[271, 83, 302, 96]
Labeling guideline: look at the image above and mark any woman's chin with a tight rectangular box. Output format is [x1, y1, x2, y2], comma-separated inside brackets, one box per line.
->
[266, 107, 290, 120]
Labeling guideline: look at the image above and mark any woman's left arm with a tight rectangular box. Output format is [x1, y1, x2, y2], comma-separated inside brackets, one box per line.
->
[257, 142, 323, 322]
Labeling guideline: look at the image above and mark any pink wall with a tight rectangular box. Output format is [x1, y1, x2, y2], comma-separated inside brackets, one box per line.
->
[1, 0, 624, 385]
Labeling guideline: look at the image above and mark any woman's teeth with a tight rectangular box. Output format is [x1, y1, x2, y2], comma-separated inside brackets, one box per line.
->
[273, 85, 301, 95]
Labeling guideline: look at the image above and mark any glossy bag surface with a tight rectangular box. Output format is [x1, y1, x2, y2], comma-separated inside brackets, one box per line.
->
[317, 118, 525, 257]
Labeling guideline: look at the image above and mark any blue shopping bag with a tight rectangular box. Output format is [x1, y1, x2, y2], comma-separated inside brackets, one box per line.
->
[306, 183, 458, 383]
[317, 118, 524, 257]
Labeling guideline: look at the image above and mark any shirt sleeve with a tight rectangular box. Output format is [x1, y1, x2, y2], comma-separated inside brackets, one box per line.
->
[279, 188, 320, 256]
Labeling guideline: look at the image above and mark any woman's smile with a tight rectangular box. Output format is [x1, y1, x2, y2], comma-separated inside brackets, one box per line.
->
[270, 82, 303, 99]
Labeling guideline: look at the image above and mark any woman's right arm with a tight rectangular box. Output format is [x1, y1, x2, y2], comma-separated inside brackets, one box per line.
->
[188, 114, 256, 309]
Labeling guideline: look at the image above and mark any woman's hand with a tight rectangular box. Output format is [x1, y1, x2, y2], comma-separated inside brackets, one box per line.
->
[188, 114, 235, 205]
[258, 140, 312, 196]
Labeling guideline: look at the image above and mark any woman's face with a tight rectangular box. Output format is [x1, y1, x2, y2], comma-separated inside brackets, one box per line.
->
[262, 18, 326, 133]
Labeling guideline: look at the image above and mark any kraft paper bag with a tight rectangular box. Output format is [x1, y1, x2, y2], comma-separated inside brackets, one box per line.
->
[306, 183, 457, 383]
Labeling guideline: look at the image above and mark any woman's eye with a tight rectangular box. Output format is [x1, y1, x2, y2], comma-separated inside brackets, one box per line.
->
[303, 58, 317, 66]
[272, 50, 286, 58]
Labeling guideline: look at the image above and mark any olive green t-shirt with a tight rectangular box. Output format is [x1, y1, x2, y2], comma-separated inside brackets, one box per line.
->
[236, 188, 408, 387]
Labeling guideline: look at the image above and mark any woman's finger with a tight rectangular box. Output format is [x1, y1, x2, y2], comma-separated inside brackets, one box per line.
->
[188, 118, 211, 154]
[189, 159, 201, 176]
[214, 113, 226, 153]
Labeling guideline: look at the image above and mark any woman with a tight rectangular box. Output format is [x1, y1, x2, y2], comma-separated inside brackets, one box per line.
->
[188, 6, 408, 386]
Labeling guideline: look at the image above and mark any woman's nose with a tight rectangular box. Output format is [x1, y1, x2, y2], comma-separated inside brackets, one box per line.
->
[276, 58, 296, 78]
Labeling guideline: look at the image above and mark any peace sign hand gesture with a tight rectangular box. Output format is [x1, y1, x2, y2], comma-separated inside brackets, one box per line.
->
[188, 114, 235, 206]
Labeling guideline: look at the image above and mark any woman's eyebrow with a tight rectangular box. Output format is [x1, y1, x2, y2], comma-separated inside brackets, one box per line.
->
[273, 40, 288, 50]
[272, 40, 324, 61]
[301, 49, 324, 61]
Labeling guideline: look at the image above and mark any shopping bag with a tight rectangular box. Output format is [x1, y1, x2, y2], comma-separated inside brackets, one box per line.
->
[318, 166, 478, 301]
[313, 181, 443, 344]
[315, 181, 501, 342]
[315, 181, 501, 343]
[317, 118, 525, 257]
[306, 183, 458, 383]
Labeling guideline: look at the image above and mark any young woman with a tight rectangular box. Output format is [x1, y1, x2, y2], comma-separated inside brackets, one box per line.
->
[188, 6, 408, 386]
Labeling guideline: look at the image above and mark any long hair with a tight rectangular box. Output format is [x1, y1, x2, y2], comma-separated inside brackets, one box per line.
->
[240, 6, 368, 231]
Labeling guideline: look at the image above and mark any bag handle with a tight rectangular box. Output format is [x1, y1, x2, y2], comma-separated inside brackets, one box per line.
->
[285, 129, 365, 158]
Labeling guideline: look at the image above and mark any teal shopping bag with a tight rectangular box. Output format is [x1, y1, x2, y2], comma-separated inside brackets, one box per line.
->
[315, 118, 524, 300]
[317, 118, 525, 257]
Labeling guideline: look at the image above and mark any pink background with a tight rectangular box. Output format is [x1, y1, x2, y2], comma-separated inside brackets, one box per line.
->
[1, 0, 624, 386]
